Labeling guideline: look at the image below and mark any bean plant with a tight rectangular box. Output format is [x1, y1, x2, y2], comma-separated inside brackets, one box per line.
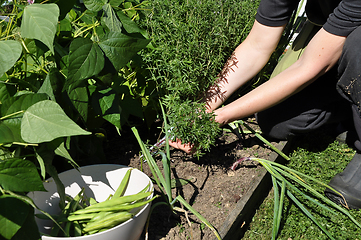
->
[0, 0, 155, 239]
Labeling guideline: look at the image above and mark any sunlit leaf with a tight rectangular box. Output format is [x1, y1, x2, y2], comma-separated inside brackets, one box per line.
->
[21, 100, 91, 143]
[0, 40, 22, 78]
[21, 3, 59, 53]
[0, 93, 48, 144]
[83, 0, 107, 12]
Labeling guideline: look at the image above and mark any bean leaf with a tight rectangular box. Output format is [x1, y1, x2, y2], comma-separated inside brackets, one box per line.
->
[21, 100, 91, 143]
[99, 31, 150, 71]
[0, 40, 22, 78]
[68, 38, 105, 86]
[0, 195, 33, 240]
[83, 0, 107, 12]
[21, 3, 59, 53]
[0, 158, 45, 192]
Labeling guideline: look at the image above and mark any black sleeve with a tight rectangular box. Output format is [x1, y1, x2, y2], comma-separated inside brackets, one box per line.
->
[256, 0, 300, 27]
[323, 0, 361, 36]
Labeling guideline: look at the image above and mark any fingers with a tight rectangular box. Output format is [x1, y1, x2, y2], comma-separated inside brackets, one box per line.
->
[169, 139, 195, 154]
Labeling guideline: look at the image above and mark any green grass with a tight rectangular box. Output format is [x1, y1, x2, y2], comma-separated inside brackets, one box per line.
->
[243, 130, 361, 239]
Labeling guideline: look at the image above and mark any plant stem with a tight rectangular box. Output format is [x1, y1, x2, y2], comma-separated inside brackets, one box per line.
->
[237, 120, 290, 160]
[0, 110, 24, 120]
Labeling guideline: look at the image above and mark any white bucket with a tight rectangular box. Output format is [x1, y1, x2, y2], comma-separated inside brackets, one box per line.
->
[28, 164, 153, 240]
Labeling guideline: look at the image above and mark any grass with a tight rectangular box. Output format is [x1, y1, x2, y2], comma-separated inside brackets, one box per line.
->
[243, 128, 361, 239]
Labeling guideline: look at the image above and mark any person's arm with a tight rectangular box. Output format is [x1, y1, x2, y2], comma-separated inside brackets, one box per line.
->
[169, 20, 285, 153]
[204, 20, 286, 112]
[214, 28, 346, 125]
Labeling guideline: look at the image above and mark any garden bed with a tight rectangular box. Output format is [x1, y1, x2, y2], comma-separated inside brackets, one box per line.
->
[104, 118, 291, 240]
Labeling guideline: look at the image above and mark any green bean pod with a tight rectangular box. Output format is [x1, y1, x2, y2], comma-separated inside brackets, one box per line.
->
[89, 211, 113, 222]
[83, 212, 133, 233]
[73, 191, 152, 213]
[73, 221, 82, 237]
[113, 168, 133, 198]
[89, 197, 97, 206]
[72, 195, 157, 215]
[67, 213, 98, 222]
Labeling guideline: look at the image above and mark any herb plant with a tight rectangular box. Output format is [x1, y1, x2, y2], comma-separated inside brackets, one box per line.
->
[140, 0, 260, 152]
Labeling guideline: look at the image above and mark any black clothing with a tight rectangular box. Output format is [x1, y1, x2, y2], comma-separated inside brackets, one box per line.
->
[255, 0, 361, 211]
[256, 0, 361, 36]
[255, 0, 361, 150]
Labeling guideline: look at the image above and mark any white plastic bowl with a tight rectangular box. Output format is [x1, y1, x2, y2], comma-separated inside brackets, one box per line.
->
[28, 164, 153, 240]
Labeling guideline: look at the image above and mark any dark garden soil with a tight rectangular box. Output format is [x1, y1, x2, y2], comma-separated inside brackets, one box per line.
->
[103, 117, 280, 240]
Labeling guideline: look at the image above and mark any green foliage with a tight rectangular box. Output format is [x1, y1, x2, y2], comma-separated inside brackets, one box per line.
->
[141, 0, 259, 151]
[0, 0, 156, 239]
[243, 137, 361, 239]
[132, 125, 222, 240]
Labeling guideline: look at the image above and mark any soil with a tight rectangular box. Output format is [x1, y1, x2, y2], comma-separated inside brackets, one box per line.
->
[103, 117, 280, 240]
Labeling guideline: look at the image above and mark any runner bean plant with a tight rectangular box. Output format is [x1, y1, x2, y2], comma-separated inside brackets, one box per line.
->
[0, 0, 155, 239]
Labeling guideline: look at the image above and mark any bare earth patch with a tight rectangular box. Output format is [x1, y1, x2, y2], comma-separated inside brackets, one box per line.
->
[104, 118, 279, 240]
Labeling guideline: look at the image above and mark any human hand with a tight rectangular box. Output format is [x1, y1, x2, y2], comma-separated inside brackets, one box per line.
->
[168, 138, 196, 154]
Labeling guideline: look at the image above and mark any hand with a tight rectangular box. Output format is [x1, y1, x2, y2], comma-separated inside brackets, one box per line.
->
[169, 139, 196, 154]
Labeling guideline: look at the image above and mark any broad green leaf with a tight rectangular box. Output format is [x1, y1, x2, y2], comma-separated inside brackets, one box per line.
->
[24, 39, 47, 58]
[0, 122, 23, 144]
[59, 17, 72, 33]
[92, 87, 121, 128]
[21, 3, 59, 53]
[0, 195, 32, 240]
[0, 159, 46, 192]
[117, 10, 146, 35]
[0, 83, 16, 104]
[10, 206, 40, 240]
[102, 4, 122, 32]
[68, 86, 89, 122]
[68, 38, 105, 84]
[120, 94, 143, 118]
[38, 72, 56, 101]
[41, 68, 65, 97]
[0, 93, 48, 144]
[54, 141, 76, 164]
[0, 40, 22, 78]
[109, 0, 125, 7]
[83, 0, 107, 12]
[21, 100, 91, 143]
[99, 31, 150, 71]
[1, 93, 49, 117]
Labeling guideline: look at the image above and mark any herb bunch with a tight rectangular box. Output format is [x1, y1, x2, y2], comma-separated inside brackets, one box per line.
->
[141, 0, 259, 151]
